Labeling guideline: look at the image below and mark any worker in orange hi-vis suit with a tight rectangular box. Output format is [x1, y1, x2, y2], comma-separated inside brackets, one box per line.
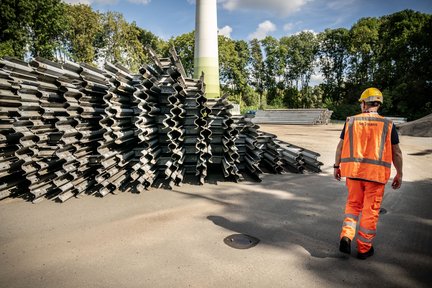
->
[334, 87, 403, 260]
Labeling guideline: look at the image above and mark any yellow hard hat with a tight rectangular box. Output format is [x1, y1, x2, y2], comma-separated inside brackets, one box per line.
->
[359, 87, 383, 103]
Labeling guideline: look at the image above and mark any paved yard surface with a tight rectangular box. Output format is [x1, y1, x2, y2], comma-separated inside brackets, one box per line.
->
[1, 124, 431, 288]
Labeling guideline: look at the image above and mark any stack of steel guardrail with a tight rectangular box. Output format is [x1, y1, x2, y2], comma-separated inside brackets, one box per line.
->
[256, 131, 323, 173]
[149, 50, 186, 188]
[256, 131, 285, 174]
[132, 64, 161, 192]
[74, 63, 106, 199]
[273, 139, 323, 173]
[195, 86, 212, 185]
[232, 114, 263, 181]
[52, 60, 86, 202]
[96, 62, 138, 197]
[0, 50, 323, 202]
[0, 57, 107, 202]
[253, 109, 333, 125]
[3, 57, 65, 202]
[207, 96, 241, 182]
[181, 76, 208, 177]
[31, 58, 69, 201]
[0, 60, 27, 199]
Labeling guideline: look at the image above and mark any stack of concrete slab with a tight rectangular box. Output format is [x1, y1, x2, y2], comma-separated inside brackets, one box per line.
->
[253, 109, 333, 125]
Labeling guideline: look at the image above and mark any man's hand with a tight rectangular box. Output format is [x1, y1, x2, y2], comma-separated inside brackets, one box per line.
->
[334, 139, 344, 181]
[334, 168, 341, 181]
[392, 144, 403, 189]
[392, 173, 402, 189]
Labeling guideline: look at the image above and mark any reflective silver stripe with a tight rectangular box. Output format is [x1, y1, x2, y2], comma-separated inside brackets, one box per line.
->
[359, 226, 376, 235]
[354, 117, 387, 122]
[343, 221, 356, 228]
[340, 157, 392, 168]
[345, 214, 359, 221]
[379, 118, 390, 161]
[348, 117, 354, 159]
[357, 235, 373, 243]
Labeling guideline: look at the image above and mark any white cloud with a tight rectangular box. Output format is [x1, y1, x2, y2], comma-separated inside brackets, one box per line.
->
[283, 23, 294, 31]
[220, 0, 311, 17]
[218, 25, 233, 38]
[293, 29, 317, 35]
[128, 0, 151, 4]
[248, 20, 276, 40]
[310, 70, 324, 86]
[187, 0, 196, 4]
[63, 0, 151, 5]
[327, 0, 355, 10]
[63, 0, 92, 4]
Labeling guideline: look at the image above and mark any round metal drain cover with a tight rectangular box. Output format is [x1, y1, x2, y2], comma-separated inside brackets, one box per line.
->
[223, 234, 260, 249]
[379, 208, 387, 214]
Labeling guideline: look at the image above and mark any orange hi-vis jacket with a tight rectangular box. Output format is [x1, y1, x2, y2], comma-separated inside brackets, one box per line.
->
[340, 113, 393, 184]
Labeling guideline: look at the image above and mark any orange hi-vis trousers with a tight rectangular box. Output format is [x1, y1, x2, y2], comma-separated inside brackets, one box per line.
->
[340, 178, 385, 253]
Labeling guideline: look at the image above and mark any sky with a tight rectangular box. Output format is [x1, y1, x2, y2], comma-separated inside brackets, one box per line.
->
[64, 0, 432, 40]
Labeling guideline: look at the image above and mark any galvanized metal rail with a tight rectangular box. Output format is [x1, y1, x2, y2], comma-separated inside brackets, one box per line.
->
[0, 50, 323, 202]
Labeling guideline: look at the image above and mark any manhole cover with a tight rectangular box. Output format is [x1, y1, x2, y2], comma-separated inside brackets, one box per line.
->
[223, 234, 260, 249]
[379, 208, 387, 214]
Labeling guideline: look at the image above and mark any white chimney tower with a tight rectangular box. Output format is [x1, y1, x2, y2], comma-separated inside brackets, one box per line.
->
[194, 0, 220, 98]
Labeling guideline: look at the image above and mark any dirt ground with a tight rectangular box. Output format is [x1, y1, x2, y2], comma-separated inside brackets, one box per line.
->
[1, 123, 431, 288]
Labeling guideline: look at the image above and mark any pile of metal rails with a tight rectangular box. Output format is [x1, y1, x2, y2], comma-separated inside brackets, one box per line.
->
[0, 49, 323, 202]
[252, 109, 333, 125]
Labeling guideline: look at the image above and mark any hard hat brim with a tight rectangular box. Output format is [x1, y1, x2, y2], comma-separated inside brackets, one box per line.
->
[358, 96, 383, 103]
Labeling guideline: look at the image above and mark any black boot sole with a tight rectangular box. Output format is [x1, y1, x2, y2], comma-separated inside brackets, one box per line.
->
[339, 237, 351, 254]
[357, 246, 374, 260]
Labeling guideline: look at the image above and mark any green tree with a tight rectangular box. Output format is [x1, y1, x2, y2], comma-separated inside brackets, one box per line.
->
[64, 4, 101, 63]
[249, 39, 265, 107]
[0, 0, 67, 60]
[233, 39, 251, 104]
[318, 28, 350, 103]
[218, 35, 235, 86]
[30, 0, 68, 59]
[280, 31, 319, 107]
[96, 11, 128, 65]
[122, 21, 147, 72]
[136, 26, 166, 62]
[261, 36, 285, 106]
[377, 10, 432, 119]
[0, 0, 34, 58]
[217, 37, 251, 106]
[166, 32, 195, 77]
[348, 17, 380, 86]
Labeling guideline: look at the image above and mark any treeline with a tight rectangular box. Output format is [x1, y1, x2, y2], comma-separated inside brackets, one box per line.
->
[0, 0, 165, 72]
[1, 1, 431, 120]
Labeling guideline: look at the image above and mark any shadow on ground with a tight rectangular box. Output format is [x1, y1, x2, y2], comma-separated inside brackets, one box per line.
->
[173, 173, 432, 288]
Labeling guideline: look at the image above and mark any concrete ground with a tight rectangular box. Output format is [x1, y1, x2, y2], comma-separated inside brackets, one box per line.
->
[1, 124, 431, 288]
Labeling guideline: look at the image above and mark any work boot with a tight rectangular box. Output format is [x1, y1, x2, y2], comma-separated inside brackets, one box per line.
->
[339, 236, 351, 254]
[357, 246, 374, 260]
